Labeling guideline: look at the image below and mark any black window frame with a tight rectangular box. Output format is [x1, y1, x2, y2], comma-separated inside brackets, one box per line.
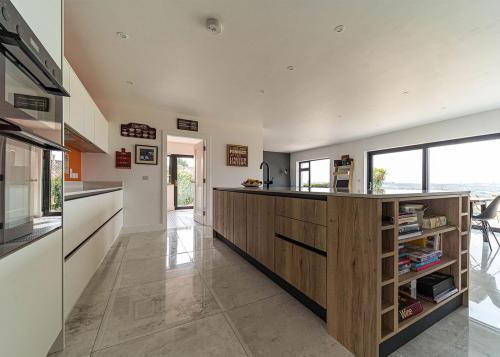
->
[42, 150, 63, 216]
[298, 158, 331, 188]
[367, 132, 500, 191]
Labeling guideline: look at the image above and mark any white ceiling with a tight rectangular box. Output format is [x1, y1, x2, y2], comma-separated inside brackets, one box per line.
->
[65, 0, 500, 152]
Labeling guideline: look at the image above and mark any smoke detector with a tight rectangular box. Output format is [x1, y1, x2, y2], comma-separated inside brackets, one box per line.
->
[206, 18, 222, 35]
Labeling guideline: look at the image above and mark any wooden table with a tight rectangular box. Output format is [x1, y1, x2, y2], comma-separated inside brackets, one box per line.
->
[470, 197, 491, 242]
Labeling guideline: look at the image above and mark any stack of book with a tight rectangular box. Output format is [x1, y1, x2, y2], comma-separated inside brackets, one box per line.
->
[398, 203, 424, 239]
[417, 272, 458, 303]
[401, 245, 443, 272]
[398, 244, 411, 275]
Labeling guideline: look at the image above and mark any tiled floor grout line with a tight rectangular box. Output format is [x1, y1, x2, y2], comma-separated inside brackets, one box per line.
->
[89, 239, 128, 354]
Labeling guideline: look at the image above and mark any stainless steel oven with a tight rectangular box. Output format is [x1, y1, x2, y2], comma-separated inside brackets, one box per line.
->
[0, 0, 67, 149]
[0, 0, 66, 249]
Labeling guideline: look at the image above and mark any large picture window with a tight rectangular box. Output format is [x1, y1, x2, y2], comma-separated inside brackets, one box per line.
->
[298, 158, 330, 188]
[368, 133, 500, 229]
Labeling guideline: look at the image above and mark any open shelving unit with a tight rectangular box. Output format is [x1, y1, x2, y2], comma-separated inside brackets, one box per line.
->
[377, 195, 470, 344]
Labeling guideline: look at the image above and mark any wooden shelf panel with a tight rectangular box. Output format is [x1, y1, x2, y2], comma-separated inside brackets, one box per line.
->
[398, 226, 457, 244]
[382, 277, 395, 286]
[382, 224, 395, 231]
[461, 231, 469, 236]
[380, 329, 396, 342]
[381, 302, 394, 314]
[381, 250, 395, 258]
[398, 291, 462, 331]
[461, 250, 468, 255]
[398, 257, 457, 286]
[461, 212, 469, 217]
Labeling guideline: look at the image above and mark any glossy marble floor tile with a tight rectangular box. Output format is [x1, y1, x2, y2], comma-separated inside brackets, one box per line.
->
[52, 212, 500, 357]
[190, 245, 246, 272]
[94, 274, 221, 350]
[226, 293, 353, 357]
[201, 263, 282, 310]
[50, 292, 110, 357]
[92, 314, 247, 357]
[114, 252, 197, 289]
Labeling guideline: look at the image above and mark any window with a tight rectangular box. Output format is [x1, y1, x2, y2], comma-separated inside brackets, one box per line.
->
[298, 159, 330, 188]
[369, 149, 423, 191]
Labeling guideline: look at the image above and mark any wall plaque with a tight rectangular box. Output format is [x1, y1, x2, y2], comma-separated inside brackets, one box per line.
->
[115, 148, 131, 169]
[177, 118, 199, 132]
[121, 123, 156, 139]
[227, 144, 248, 167]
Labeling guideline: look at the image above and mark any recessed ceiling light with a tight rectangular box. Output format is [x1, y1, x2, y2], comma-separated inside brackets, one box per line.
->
[286, 65, 295, 71]
[206, 18, 222, 35]
[116, 31, 129, 39]
[259, 89, 265, 94]
[334, 25, 345, 33]
[402, 91, 409, 95]
[125, 80, 135, 85]
[441, 106, 447, 110]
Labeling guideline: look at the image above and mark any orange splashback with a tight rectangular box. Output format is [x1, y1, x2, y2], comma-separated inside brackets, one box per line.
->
[64, 144, 82, 181]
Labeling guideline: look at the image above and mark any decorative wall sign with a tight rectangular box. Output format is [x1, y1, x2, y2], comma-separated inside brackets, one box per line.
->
[121, 123, 156, 139]
[177, 118, 199, 132]
[115, 148, 131, 169]
[227, 144, 248, 167]
[135, 145, 158, 165]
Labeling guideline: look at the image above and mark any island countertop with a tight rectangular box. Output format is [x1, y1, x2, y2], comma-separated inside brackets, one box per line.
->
[213, 186, 469, 199]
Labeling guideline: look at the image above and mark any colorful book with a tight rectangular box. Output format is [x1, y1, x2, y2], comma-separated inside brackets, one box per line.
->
[411, 259, 441, 272]
[411, 256, 439, 269]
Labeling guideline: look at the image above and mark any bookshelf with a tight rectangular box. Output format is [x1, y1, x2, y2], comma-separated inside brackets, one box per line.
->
[376, 194, 469, 350]
[326, 191, 469, 357]
[332, 158, 354, 192]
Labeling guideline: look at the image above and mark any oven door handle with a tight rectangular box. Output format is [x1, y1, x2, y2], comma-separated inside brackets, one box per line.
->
[0, 29, 69, 97]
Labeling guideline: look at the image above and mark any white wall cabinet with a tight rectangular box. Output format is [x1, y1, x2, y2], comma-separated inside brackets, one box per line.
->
[63, 57, 109, 153]
[0, 229, 63, 357]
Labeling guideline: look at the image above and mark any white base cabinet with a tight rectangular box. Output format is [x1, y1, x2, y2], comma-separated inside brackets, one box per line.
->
[63, 190, 124, 318]
[0, 230, 63, 357]
[64, 211, 123, 318]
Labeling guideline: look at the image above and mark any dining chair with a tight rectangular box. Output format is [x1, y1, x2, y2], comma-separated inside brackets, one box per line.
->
[473, 195, 500, 250]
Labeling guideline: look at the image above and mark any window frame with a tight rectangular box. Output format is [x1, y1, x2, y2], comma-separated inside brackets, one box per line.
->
[298, 158, 331, 188]
[367, 132, 500, 191]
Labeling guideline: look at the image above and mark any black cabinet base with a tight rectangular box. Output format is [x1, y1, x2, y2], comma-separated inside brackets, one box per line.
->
[213, 230, 326, 321]
[379, 294, 463, 357]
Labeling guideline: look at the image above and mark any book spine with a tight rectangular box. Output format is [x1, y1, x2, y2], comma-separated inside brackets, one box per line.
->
[413, 259, 441, 271]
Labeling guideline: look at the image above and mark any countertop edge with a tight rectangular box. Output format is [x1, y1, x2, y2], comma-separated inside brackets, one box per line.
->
[0, 225, 62, 261]
[213, 187, 470, 199]
[64, 187, 123, 201]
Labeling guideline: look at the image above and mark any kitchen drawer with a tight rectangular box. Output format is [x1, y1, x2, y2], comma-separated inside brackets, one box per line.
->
[275, 215, 326, 252]
[63, 190, 123, 257]
[275, 197, 327, 226]
[64, 211, 123, 318]
[274, 236, 327, 307]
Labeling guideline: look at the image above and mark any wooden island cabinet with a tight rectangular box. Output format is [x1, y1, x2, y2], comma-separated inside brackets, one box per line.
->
[213, 188, 470, 357]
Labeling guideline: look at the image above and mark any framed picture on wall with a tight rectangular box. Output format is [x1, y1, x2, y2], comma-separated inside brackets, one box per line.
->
[135, 145, 158, 165]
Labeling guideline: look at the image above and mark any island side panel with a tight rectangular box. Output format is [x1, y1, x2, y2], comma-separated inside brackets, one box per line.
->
[327, 196, 381, 357]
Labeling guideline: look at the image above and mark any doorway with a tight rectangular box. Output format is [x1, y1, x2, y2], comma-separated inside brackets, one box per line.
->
[165, 135, 206, 226]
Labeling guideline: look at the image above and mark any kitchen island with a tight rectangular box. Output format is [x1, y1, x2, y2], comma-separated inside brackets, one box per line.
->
[213, 187, 470, 357]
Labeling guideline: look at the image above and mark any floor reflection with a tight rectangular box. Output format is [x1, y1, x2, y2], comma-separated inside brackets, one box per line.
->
[469, 229, 500, 331]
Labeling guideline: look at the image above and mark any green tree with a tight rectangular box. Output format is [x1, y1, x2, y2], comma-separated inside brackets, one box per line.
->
[51, 177, 62, 211]
[177, 169, 194, 206]
[373, 168, 387, 190]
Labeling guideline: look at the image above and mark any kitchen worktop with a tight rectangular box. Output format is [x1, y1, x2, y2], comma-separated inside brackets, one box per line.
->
[214, 186, 470, 199]
[64, 181, 123, 200]
[0, 216, 61, 260]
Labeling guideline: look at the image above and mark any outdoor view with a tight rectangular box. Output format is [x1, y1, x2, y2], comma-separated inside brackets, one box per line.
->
[176, 157, 195, 207]
[299, 158, 331, 188]
[371, 139, 500, 227]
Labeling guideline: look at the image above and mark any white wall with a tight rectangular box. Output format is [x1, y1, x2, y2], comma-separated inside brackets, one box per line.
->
[83, 103, 263, 232]
[291, 108, 500, 192]
[167, 142, 195, 156]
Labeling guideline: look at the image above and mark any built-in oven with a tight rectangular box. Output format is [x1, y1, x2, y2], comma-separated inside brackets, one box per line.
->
[0, 0, 67, 255]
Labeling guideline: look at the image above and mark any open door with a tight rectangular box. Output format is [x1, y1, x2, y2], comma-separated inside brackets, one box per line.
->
[193, 141, 205, 224]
